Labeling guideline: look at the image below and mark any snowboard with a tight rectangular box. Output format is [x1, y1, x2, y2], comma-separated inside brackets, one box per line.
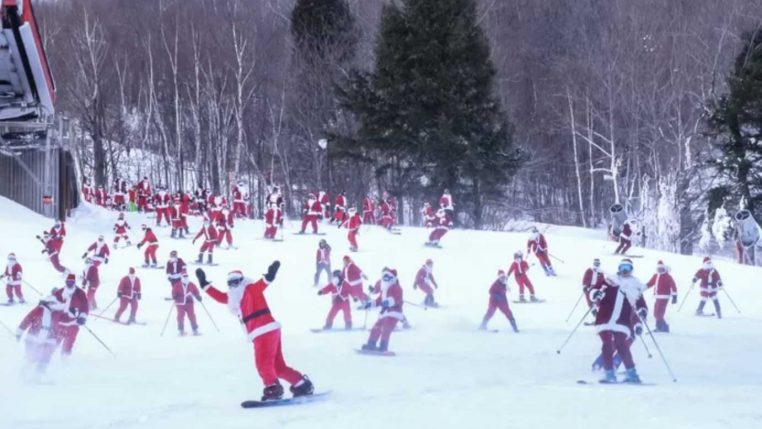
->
[612, 254, 644, 258]
[310, 328, 366, 333]
[241, 391, 331, 409]
[512, 299, 546, 304]
[424, 243, 442, 249]
[140, 265, 165, 270]
[576, 380, 656, 386]
[355, 349, 396, 357]
[116, 320, 148, 326]
[695, 313, 717, 317]
[0, 302, 26, 307]
[192, 262, 220, 267]
[293, 232, 327, 236]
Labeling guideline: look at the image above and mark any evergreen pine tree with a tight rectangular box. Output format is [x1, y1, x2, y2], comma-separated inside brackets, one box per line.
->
[337, 0, 523, 228]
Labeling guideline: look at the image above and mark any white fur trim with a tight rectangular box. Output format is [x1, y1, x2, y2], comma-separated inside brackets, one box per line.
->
[380, 311, 404, 321]
[595, 322, 632, 338]
[246, 321, 281, 342]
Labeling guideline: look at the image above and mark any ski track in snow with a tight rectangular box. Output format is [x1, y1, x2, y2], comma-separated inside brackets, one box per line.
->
[1, 196, 761, 429]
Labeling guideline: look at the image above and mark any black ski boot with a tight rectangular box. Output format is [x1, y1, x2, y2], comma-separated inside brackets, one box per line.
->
[262, 382, 284, 401]
[361, 340, 378, 351]
[344, 321, 352, 330]
[713, 300, 722, 319]
[207, 254, 213, 265]
[171, 229, 176, 238]
[290, 376, 314, 397]
[196, 253, 203, 264]
[509, 317, 519, 333]
[378, 340, 389, 352]
[519, 295, 526, 303]
[695, 300, 706, 316]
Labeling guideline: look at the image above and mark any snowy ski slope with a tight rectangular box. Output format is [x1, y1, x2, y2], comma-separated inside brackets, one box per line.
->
[1, 196, 761, 429]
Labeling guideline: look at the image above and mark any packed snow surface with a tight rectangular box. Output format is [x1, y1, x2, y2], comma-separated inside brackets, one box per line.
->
[1, 196, 760, 429]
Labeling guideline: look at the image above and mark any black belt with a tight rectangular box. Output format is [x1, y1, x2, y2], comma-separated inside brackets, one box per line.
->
[241, 308, 271, 323]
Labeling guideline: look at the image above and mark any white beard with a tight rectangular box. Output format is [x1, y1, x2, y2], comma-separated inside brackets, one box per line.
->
[226, 278, 251, 316]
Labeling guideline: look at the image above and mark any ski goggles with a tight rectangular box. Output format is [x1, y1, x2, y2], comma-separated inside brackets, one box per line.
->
[382, 273, 395, 282]
[65, 280, 76, 287]
[618, 263, 633, 274]
[593, 259, 601, 267]
[227, 277, 244, 287]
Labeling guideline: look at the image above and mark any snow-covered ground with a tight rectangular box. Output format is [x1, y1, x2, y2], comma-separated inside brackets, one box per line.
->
[1, 196, 761, 429]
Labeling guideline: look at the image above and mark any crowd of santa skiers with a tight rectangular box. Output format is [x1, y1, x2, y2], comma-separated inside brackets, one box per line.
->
[1, 184, 739, 398]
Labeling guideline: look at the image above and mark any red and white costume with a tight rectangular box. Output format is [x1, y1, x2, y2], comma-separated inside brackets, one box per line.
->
[362, 196, 375, 225]
[169, 202, 187, 238]
[414, 260, 438, 306]
[113, 216, 131, 246]
[4, 255, 24, 303]
[50, 221, 66, 240]
[318, 191, 330, 219]
[300, 195, 322, 234]
[646, 261, 677, 329]
[232, 183, 249, 218]
[81, 261, 101, 310]
[692, 257, 724, 318]
[264, 204, 283, 239]
[332, 194, 347, 224]
[507, 257, 535, 298]
[194, 222, 219, 263]
[85, 239, 110, 266]
[138, 227, 159, 266]
[113, 178, 127, 209]
[615, 221, 635, 254]
[166, 256, 187, 285]
[481, 271, 515, 326]
[82, 180, 93, 203]
[527, 231, 553, 273]
[172, 274, 201, 334]
[41, 234, 67, 273]
[379, 199, 394, 229]
[95, 187, 107, 206]
[217, 207, 234, 247]
[340, 210, 362, 250]
[581, 264, 605, 309]
[363, 268, 404, 351]
[421, 203, 435, 228]
[155, 189, 171, 226]
[136, 177, 152, 212]
[341, 257, 368, 303]
[318, 279, 352, 329]
[114, 269, 141, 323]
[427, 210, 451, 244]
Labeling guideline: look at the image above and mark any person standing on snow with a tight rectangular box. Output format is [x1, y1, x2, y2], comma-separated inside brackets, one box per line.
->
[81, 257, 101, 310]
[317, 270, 353, 330]
[508, 251, 539, 302]
[691, 256, 723, 319]
[114, 267, 141, 324]
[361, 267, 404, 352]
[313, 239, 332, 287]
[341, 256, 369, 304]
[581, 258, 605, 314]
[193, 219, 218, 265]
[38, 231, 67, 273]
[113, 212, 132, 247]
[137, 224, 160, 267]
[82, 235, 110, 266]
[479, 270, 519, 332]
[195, 261, 315, 401]
[340, 208, 362, 252]
[645, 260, 677, 332]
[526, 227, 555, 276]
[299, 193, 322, 234]
[614, 219, 637, 255]
[172, 270, 202, 336]
[4, 253, 24, 305]
[413, 259, 439, 307]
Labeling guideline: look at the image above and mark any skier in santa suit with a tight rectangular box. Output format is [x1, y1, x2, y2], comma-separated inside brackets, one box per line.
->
[692, 256, 723, 319]
[299, 194, 322, 234]
[113, 177, 127, 210]
[172, 270, 202, 336]
[313, 239, 332, 287]
[50, 220, 66, 241]
[81, 257, 101, 310]
[217, 204, 235, 248]
[341, 255, 369, 303]
[361, 267, 404, 352]
[155, 187, 172, 227]
[136, 177, 151, 212]
[193, 220, 219, 265]
[195, 261, 315, 401]
[413, 259, 439, 307]
[114, 267, 141, 324]
[332, 192, 348, 225]
[82, 235, 110, 266]
[193, 187, 208, 215]
[113, 212, 132, 247]
[581, 258, 605, 313]
[95, 186, 107, 206]
[16, 300, 57, 372]
[318, 191, 331, 220]
[378, 197, 394, 230]
[421, 202, 436, 227]
[137, 224, 160, 267]
[169, 200, 186, 239]
[646, 260, 677, 332]
[45, 274, 89, 358]
[166, 250, 186, 286]
[527, 227, 555, 276]
[82, 179, 93, 203]
[38, 231, 67, 273]
[362, 194, 375, 225]
[589, 258, 648, 383]
[614, 219, 637, 255]
[426, 209, 452, 247]
[232, 181, 248, 219]
[263, 203, 283, 239]
[266, 185, 284, 209]
[340, 208, 363, 252]
[508, 251, 538, 302]
[4, 253, 24, 305]
[439, 189, 454, 222]
[479, 270, 519, 332]
[317, 270, 353, 330]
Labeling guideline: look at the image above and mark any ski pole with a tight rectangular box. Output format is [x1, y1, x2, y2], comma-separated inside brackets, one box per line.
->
[362, 309, 369, 330]
[637, 329, 653, 359]
[82, 324, 116, 357]
[21, 279, 43, 296]
[677, 282, 696, 312]
[96, 297, 120, 320]
[565, 292, 585, 323]
[634, 311, 677, 382]
[721, 288, 742, 314]
[549, 253, 565, 264]
[160, 302, 175, 337]
[0, 318, 15, 338]
[556, 305, 594, 354]
[403, 300, 428, 310]
[197, 299, 220, 332]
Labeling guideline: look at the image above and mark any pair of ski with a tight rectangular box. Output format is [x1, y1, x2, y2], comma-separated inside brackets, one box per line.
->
[192, 262, 220, 267]
[576, 380, 655, 386]
[512, 299, 546, 304]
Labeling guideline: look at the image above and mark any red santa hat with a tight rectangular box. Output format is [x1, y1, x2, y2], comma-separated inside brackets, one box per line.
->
[343, 255, 352, 264]
[425, 258, 433, 266]
[657, 260, 665, 268]
[227, 270, 244, 284]
[497, 269, 506, 277]
[65, 273, 76, 283]
[703, 256, 711, 264]
[7, 252, 16, 259]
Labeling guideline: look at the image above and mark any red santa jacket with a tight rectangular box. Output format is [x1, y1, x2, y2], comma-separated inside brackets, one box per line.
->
[341, 213, 362, 231]
[232, 186, 244, 203]
[415, 265, 437, 289]
[172, 281, 201, 305]
[81, 264, 100, 289]
[316, 246, 331, 265]
[114, 219, 130, 235]
[137, 179, 151, 197]
[379, 200, 392, 216]
[693, 268, 722, 294]
[166, 259, 187, 282]
[372, 280, 404, 320]
[195, 224, 219, 244]
[18, 306, 47, 339]
[118, 275, 142, 299]
[362, 197, 374, 213]
[319, 282, 351, 303]
[318, 191, 330, 206]
[305, 199, 322, 217]
[439, 194, 453, 210]
[50, 223, 66, 238]
[507, 260, 531, 279]
[87, 241, 110, 260]
[592, 276, 647, 337]
[646, 272, 677, 300]
[204, 278, 280, 342]
[335, 195, 347, 210]
[139, 229, 159, 247]
[422, 206, 435, 226]
[342, 262, 364, 288]
[527, 234, 548, 255]
[49, 287, 90, 327]
[95, 188, 107, 206]
[265, 207, 282, 227]
[582, 268, 605, 291]
[4, 261, 22, 286]
[219, 208, 234, 228]
[489, 278, 509, 302]
[44, 236, 63, 256]
[208, 206, 223, 223]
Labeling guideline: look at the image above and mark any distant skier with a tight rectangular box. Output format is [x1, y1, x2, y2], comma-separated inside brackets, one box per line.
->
[614, 219, 637, 255]
[340, 208, 362, 252]
[413, 259, 439, 307]
[155, 187, 171, 227]
[172, 270, 202, 336]
[439, 189, 454, 222]
[646, 260, 677, 332]
[49, 220, 66, 242]
[169, 200, 187, 239]
[113, 212, 132, 247]
[114, 267, 141, 324]
[362, 194, 376, 225]
[361, 267, 404, 352]
[82, 178, 93, 203]
[426, 209, 451, 247]
[195, 261, 314, 401]
[217, 204, 235, 248]
[421, 202, 436, 227]
[526, 227, 555, 276]
[137, 224, 160, 267]
[318, 190, 331, 220]
[479, 270, 519, 332]
[193, 220, 218, 265]
[81, 257, 101, 310]
[342, 256, 369, 304]
[82, 235, 110, 266]
[3, 253, 24, 305]
[691, 257, 723, 319]
[263, 203, 282, 239]
[589, 258, 647, 383]
[378, 196, 394, 230]
[299, 194, 322, 234]
[317, 270, 352, 330]
[332, 192, 347, 225]
[313, 239, 332, 287]
[581, 258, 605, 313]
[232, 180, 248, 219]
[508, 251, 538, 302]
[166, 250, 186, 286]
[38, 231, 67, 273]
[136, 176, 151, 212]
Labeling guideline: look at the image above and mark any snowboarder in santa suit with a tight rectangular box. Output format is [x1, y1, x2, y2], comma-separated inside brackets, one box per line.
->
[16, 298, 58, 372]
[81, 257, 101, 310]
[692, 256, 723, 319]
[413, 259, 439, 307]
[136, 176, 151, 212]
[82, 178, 93, 203]
[332, 192, 348, 225]
[195, 261, 315, 401]
[646, 260, 677, 332]
[361, 267, 404, 352]
[341, 255, 369, 304]
[479, 270, 519, 332]
[318, 190, 331, 220]
[49, 220, 66, 246]
[426, 209, 451, 247]
[38, 231, 67, 273]
[378, 195, 394, 230]
[508, 251, 539, 302]
[317, 270, 352, 330]
[263, 202, 283, 239]
[166, 250, 187, 286]
[340, 207, 363, 252]
[172, 270, 202, 336]
[114, 267, 141, 324]
[313, 239, 332, 287]
[439, 189, 454, 223]
[232, 181, 248, 219]
[526, 227, 555, 276]
[421, 202, 436, 228]
[362, 194, 375, 225]
[82, 235, 110, 266]
[614, 219, 637, 255]
[589, 258, 648, 383]
[193, 219, 219, 265]
[137, 224, 160, 267]
[581, 258, 605, 314]
[113, 212, 132, 247]
[155, 186, 171, 227]
[299, 193, 322, 234]
[4, 253, 24, 305]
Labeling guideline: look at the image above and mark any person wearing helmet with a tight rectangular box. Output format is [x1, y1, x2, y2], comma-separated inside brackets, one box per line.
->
[193, 219, 218, 265]
[113, 212, 132, 247]
[82, 235, 110, 266]
[646, 260, 678, 332]
[137, 224, 160, 267]
[264, 202, 283, 240]
[195, 261, 314, 401]
[340, 207, 363, 252]
[582, 258, 605, 313]
[115, 267, 142, 324]
[313, 240, 332, 287]
[414, 259, 439, 307]
[508, 251, 539, 302]
[317, 270, 352, 330]
[480, 269, 519, 332]
[589, 258, 647, 384]
[4, 252, 24, 305]
[361, 267, 404, 352]
[299, 193, 322, 234]
[691, 257, 723, 319]
[614, 219, 637, 255]
[81, 257, 101, 310]
[526, 227, 555, 276]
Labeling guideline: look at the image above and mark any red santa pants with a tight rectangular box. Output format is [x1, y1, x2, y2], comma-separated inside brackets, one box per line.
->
[333, 210, 346, 224]
[253, 329, 303, 386]
[362, 211, 375, 225]
[428, 227, 449, 242]
[484, 298, 513, 321]
[417, 281, 435, 296]
[86, 285, 99, 310]
[584, 288, 594, 308]
[220, 229, 233, 246]
[534, 251, 552, 269]
[653, 298, 669, 323]
[49, 254, 67, 273]
[144, 244, 158, 264]
[301, 215, 319, 233]
[137, 196, 148, 212]
[700, 290, 719, 301]
[176, 302, 198, 332]
[599, 331, 635, 371]
[264, 225, 278, 239]
[55, 325, 80, 356]
[325, 299, 351, 328]
[6, 284, 23, 301]
[156, 208, 169, 226]
[368, 315, 399, 344]
[380, 215, 394, 229]
[200, 241, 215, 254]
[348, 230, 358, 249]
[114, 195, 125, 207]
[515, 275, 535, 296]
[114, 297, 138, 321]
[114, 233, 129, 244]
[615, 238, 632, 254]
[234, 202, 247, 218]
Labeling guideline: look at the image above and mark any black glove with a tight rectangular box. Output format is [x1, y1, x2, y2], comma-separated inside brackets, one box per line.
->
[195, 268, 210, 289]
[196, 295, 203, 302]
[592, 290, 604, 302]
[137, 242, 143, 249]
[413, 283, 418, 290]
[671, 295, 677, 305]
[117, 292, 123, 298]
[105, 258, 109, 264]
[38, 300, 50, 309]
[265, 261, 280, 283]
[41, 249, 47, 254]
[36, 235, 41, 240]
[637, 308, 648, 320]
[136, 292, 141, 300]
[634, 325, 643, 336]
[81, 252, 88, 259]
[317, 290, 325, 296]
[76, 316, 86, 326]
